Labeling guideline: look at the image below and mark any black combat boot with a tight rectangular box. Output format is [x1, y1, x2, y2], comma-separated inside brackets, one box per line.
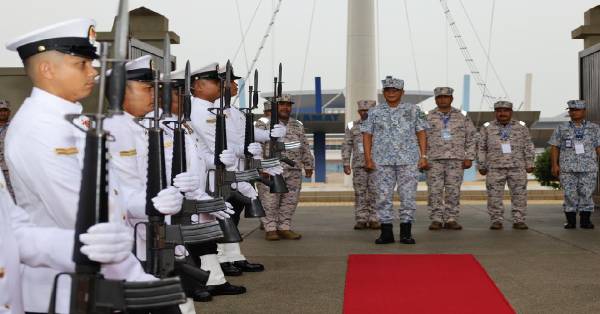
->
[399, 223, 416, 245]
[375, 223, 395, 244]
[580, 211, 595, 229]
[564, 212, 577, 229]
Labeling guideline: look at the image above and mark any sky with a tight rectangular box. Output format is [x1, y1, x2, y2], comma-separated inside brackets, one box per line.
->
[0, 0, 597, 117]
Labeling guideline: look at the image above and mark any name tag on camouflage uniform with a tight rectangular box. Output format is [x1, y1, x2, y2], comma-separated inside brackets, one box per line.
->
[575, 142, 585, 154]
[441, 128, 452, 141]
[501, 142, 511, 154]
[565, 138, 573, 148]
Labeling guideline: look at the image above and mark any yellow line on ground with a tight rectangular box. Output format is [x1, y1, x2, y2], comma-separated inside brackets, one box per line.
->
[298, 200, 564, 207]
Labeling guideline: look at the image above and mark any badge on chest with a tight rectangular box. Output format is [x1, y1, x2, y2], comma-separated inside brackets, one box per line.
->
[441, 128, 452, 141]
[501, 142, 511, 154]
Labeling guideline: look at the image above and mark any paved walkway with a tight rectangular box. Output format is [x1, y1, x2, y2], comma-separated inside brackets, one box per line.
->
[197, 201, 600, 314]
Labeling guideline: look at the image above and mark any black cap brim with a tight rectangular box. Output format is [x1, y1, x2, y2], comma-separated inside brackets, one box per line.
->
[17, 37, 98, 60]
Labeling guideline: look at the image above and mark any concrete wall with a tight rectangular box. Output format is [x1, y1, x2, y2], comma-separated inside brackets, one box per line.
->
[572, 5, 600, 49]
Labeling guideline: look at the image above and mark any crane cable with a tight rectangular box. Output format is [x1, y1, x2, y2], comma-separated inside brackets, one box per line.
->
[375, 0, 381, 82]
[402, 0, 422, 91]
[232, 0, 283, 106]
[482, 0, 496, 108]
[458, 0, 508, 99]
[294, 0, 318, 118]
[233, 0, 263, 72]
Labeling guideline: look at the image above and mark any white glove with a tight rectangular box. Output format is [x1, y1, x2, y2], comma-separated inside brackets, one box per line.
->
[233, 182, 258, 199]
[79, 222, 133, 264]
[174, 245, 188, 259]
[210, 202, 235, 220]
[263, 165, 283, 176]
[185, 188, 208, 201]
[248, 142, 263, 159]
[151, 186, 184, 215]
[219, 149, 238, 168]
[173, 172, 201, 193]
[270, 123, 287, 138]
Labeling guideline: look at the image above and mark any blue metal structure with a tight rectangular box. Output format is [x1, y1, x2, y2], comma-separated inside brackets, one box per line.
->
[313, 77, 326, 182]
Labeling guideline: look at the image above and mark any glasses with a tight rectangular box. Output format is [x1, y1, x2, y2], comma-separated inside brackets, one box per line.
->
[568, 108, 583, 112]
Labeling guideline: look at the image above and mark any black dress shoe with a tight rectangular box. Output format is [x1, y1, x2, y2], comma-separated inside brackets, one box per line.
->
[233, 260, 265, 272]
[206, 282, 247, 296]
[220, 262, 243, 276]
[188, 286, 213, 302]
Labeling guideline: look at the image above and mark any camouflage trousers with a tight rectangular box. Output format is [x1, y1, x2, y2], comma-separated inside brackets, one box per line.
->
[374, 165, 418, 224]
[560, 171, 597, 212]
[426, 159, 464, 223]
[486, 167, 527, 223]
[258, 169, 302, 232]
[352, 167, 377, 223]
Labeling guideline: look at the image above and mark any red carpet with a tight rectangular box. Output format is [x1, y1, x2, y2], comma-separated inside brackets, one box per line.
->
[343, 254, 515, 314]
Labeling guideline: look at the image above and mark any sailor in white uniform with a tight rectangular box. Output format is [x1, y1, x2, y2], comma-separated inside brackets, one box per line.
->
[4, 18, 155, 313]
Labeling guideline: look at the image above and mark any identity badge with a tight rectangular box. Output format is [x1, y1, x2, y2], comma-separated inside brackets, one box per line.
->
[501, 142, 512, 154]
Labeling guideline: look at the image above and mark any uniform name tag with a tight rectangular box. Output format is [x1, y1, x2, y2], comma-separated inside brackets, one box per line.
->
[55, 147, 79, 155]
[501, 142, 512, 154]
[441, 128, 452, 141]
[575, 143, 585, 154]
[119, 149, 137, 157]
[565, 139, 573, 148]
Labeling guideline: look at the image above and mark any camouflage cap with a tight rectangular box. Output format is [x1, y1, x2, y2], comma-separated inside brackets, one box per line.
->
[357, 100, 376, 110]
[263, 101, 271, 111]
[381, 76, 404, 90]
[277, 94, 294, 104]
[0, 99, 9, 109]
[567, 99, 586, 110]
[493, 101, 513, 109]
[434, 87, 454, 97]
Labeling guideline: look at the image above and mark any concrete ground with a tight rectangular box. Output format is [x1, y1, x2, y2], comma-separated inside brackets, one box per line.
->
[196, 201, 600, 314]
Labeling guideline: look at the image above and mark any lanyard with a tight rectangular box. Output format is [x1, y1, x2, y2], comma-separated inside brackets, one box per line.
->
[439, 112, 451, 128]
[499, 123, 511, 141]
[570, 121, 586, 140]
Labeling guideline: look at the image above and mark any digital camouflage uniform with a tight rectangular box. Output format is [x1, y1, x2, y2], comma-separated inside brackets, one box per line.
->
[426, 106, 476, 223]
[342, 118, 377, 224]
[548, 120, 600, 213]
[477, 119, 535, 223]
[255, 117, 314, 232]
[361, 102, 428, 224]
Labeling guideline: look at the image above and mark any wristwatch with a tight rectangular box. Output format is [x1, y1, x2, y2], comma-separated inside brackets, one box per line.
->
[420, 155, 428, 160]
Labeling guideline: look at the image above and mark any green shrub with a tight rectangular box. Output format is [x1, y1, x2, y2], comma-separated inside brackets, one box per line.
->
[533, 148, 560, 189]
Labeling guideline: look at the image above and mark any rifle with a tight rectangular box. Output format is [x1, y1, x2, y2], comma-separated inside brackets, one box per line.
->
[161, 33, 172, 118]
[237, 69, 272, 217]
[206, 61, 251, 242]
[265, 63, 302, 193]
[49, 9, 186, 311]
[135, 64, 217, 284]
[164, 61, 227, 235]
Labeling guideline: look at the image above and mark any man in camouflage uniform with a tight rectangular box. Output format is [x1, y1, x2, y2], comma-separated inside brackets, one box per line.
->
[342, 100, 379, 230]
[549, 100, 600, 229]
[362, 76, 429, 245]
[477, 101, 535, 230]
[425, 87, 476, 231]
[0, 100, 13, 200]
[256, 94, 315, 241]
